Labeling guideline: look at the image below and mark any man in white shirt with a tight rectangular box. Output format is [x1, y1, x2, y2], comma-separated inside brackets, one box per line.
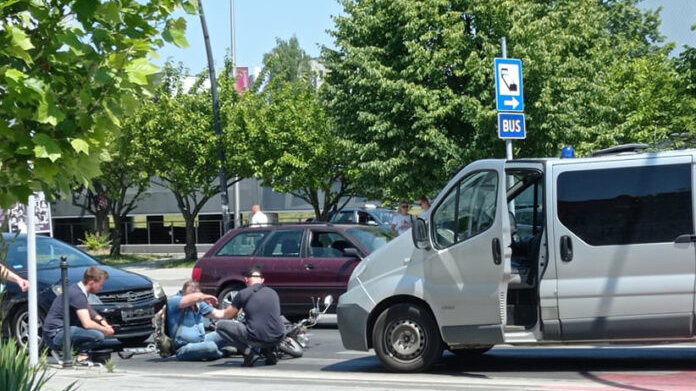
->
[391, 201, 413, 235]
[250, 204, 269, 226]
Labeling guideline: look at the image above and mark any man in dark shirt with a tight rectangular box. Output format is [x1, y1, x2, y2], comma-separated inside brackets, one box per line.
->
[216, 267, 284, 367]
[43, 266, 114, 364]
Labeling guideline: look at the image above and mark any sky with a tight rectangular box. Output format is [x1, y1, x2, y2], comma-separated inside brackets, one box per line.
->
[154, 0, 696, 74]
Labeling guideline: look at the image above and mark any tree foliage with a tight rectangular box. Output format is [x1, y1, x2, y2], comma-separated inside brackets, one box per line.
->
[0, 0, 198, 207]
[131, 62, 248, 260]
[72, 119, 153, 256]
[228, 39, 354, 220]
[323, 0, 694, 201]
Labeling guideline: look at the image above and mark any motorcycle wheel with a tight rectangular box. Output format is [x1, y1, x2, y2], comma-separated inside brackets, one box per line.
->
[278, 337, 304, 358]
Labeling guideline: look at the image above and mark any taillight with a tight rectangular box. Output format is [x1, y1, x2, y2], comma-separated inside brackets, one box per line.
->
[192, 266, 202, 281]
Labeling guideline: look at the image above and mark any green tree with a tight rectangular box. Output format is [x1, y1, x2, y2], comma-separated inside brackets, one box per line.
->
[0, 0, 197, 208]
[71, 120, 153, 256]
[262, 36, 314, 85]
[133, 63, 248, 260]
[323, 0, 693, 201]
[229, 81, 354, 220]
[229, 39, 354, 220]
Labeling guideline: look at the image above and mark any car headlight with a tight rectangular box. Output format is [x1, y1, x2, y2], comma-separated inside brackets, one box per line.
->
[88, 293, 103, 305]
[153, 281, 165, 299]
[51, 284, 62, 296]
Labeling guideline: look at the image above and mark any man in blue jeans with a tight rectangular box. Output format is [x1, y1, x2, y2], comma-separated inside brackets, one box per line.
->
[43, 266, 114, 365]
[167, 280, 229, 361]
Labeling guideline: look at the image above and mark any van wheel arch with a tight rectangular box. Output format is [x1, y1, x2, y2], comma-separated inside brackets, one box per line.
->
[367, 295, 441, 350]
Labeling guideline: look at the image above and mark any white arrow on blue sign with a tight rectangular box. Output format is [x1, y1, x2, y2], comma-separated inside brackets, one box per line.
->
[494, 58, 524, 112]
[498, 112, 526, 139]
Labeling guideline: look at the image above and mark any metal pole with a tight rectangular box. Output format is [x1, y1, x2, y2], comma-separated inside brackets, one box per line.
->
[27, 195, 38, 365]
[60, 256, 72, 367]
[230, 0, 241, 228]
[501, 36, 513, 161]
[200, 1, 232, 233]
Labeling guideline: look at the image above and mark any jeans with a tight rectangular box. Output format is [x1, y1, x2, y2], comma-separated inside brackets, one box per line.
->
[175, 331, 226, 361]
[216, 320, 278, 354]
[46, 326, 106, 354]
[215, 320, 251, 354]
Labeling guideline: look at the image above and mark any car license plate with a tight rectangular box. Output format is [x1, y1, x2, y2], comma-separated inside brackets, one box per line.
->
[121, 307, 154, 321]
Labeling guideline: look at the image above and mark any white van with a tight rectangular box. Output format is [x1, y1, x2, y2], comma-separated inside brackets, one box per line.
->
[337, 145, 696, 372]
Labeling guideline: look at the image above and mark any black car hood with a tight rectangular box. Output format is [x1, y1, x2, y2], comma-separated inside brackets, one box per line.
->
[34, 265, 153, 292]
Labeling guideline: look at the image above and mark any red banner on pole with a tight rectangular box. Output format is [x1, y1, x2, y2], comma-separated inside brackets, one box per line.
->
[235, 67, 250, 93]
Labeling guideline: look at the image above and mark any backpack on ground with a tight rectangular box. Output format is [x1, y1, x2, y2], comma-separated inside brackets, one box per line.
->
[152, 304, 174, 357]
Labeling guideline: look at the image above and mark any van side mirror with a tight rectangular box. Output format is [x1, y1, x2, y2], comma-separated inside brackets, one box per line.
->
[412, 217, 430, 249]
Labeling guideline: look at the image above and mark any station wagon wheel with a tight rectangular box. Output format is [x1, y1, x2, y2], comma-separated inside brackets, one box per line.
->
[218, 283, 244, 310]
[372, 303, 442, 372]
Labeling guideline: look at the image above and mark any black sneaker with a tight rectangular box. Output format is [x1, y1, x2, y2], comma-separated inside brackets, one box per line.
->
[241, 352, 259, 367]
[264, 351, 278, 366]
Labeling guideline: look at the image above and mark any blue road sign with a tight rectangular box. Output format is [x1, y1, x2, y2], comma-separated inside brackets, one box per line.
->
[494, 58, 524, 112]
[498, 112, 526, 139]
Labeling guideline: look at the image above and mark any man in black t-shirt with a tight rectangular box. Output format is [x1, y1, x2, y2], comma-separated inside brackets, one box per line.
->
[43, 266, 114, 365]
[216, 267, 284, 367]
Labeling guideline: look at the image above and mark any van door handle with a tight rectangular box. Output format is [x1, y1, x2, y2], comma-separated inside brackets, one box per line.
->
[492, 238, 502, 265]
[560, 235, 573, 262]
[675, 234, 696, 243]
[304, 263, 315, 270]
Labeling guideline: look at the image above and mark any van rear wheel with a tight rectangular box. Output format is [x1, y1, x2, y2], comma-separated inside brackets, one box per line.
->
[372, 303, 442, 372]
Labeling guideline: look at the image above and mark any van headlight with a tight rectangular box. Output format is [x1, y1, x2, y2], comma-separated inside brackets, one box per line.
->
[152, 281, 165, 299]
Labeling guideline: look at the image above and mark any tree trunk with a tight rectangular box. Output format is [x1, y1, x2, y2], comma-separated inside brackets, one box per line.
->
[95, 209, 110, 236]
[184, 215, 197, 261]
[110, 213, 124, 256]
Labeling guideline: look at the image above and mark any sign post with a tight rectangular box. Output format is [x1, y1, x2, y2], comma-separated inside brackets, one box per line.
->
[494, 37, 526, 160]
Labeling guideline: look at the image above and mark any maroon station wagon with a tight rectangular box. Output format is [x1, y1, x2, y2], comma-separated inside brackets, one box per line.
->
[192, 223, 395, 317]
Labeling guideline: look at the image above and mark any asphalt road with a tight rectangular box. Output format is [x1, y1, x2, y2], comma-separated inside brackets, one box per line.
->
[45, 325, 696, 391]
[44, 266, 696, 391]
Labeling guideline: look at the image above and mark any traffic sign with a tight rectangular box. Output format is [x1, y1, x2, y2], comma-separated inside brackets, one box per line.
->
[494, 58, 524, 112]
[498, 112, 526, 139]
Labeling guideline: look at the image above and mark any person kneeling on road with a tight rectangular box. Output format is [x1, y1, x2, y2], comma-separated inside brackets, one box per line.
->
[43, 266, 114, 366]
[167, 280, 231, 361]
[216, 267, 284, 367]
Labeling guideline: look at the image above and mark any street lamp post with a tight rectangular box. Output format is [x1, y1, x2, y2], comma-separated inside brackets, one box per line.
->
[199, 1, 232, 233]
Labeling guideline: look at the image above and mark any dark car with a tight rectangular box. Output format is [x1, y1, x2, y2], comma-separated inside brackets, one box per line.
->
[0, 234, 166, 347]
[329, 207, 396, 230]
[192, 223, 394, 317]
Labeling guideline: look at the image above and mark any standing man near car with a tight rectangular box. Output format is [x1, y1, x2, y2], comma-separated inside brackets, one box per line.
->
[250, 204, 269, 226]
[43, 266, 114, 365]
[391, 201, 414, 236]
[167, 280, 230, 361]
[0, 263, 29, 291]
[216, 267, 284, 367]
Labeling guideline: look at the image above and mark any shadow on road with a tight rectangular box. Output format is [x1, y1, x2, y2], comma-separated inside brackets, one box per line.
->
[321, 347, 696, 375]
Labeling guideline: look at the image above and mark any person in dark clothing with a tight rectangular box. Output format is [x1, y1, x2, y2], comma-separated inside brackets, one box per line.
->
[43, 266, 114, 365]
[216, 267, 284, 367]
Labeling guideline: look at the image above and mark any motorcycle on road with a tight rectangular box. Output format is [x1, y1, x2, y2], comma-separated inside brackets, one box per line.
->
[277, 295, 333, 359]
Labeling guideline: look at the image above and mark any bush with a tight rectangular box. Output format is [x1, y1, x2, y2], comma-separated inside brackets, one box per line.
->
[0, 339, 76, 391]
[79, 232, 112, 255]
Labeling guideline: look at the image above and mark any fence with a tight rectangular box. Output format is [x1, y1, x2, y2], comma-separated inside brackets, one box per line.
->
[53, 219, 225, 246]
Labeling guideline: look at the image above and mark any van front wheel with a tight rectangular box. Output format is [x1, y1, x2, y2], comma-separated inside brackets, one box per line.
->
[372, 303, 442, 372]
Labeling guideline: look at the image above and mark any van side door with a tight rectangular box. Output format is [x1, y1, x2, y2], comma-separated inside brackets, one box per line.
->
[551, 155, 696, 340]
[424, 159, 512, 345]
